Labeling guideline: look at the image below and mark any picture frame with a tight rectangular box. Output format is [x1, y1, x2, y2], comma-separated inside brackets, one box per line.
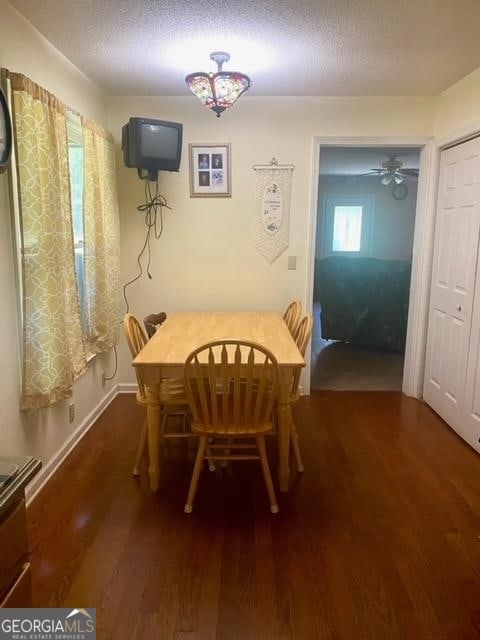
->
[189, 143, 231, 197]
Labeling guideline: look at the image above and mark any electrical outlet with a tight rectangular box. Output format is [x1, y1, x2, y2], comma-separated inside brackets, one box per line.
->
[101, 372, 106, 387]
[68, 402, 75, 423]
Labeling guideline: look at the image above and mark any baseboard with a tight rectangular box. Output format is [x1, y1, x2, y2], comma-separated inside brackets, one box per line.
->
[117, 382, 137, 394]
[25, 384, 119, 506]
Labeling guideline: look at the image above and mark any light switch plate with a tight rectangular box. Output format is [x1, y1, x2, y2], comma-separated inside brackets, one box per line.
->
[288, 256, 297, 270]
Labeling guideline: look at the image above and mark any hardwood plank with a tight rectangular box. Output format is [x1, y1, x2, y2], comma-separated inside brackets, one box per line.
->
[26, 392, 480, 639]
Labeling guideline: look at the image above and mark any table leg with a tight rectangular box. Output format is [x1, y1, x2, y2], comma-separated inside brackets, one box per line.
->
[146, 381, 161, 491]
[277, 371, 293, 492]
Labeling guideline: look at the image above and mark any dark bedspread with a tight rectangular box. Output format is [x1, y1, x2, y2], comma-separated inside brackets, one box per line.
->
[314, 256, 411, 351]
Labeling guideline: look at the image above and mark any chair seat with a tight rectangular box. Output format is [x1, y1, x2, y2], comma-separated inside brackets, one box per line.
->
[191, 420, 274, 436]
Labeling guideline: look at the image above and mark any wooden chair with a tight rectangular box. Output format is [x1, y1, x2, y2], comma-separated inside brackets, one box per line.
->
[288, 314, 314, 472]
[183, 340, 279, 514]
[143, 312, 167, 339]
[283, 299, 302, 336]
[123, 313, 190, 476]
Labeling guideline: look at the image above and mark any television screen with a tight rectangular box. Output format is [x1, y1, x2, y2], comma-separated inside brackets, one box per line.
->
[122, 118, 183, 174]
[141, 122, 178, 160]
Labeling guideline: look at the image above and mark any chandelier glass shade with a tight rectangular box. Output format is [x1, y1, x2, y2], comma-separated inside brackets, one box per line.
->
[185, 52, 251, 117]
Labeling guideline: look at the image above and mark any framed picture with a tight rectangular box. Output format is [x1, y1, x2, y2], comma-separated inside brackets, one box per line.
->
[189, 143, 231, 197]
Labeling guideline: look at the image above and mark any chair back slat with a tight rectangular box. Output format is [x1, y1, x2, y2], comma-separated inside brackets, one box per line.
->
[244, 348, 255, 420]
[124, 313, 148, 399]
[207, 347, 218, 425]
[194, 355, 210, 426]
[283, 299, 302, 336]
[252, 356, 268, 426]
[292, 314, 313, 397]
[184, 340, 278, 434]
[221, 345, 230, 425]
[233, 344, 242, 424]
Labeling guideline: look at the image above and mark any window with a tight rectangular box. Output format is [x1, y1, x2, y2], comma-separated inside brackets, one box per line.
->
[332, 205, 363, 252]
[67, 115, 86, 329]
[322, 195, 374, 257]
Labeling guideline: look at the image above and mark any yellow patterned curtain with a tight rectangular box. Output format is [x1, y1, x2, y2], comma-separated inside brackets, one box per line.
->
[11, 73, 87, 410]
[81, 117, 121, 353]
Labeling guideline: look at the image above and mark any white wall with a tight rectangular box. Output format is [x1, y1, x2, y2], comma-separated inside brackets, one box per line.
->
[316, 175, 418, 261]
[435, 66, 480, 140]
[107, 95, 435, 383]
[0, 1, 117, 468]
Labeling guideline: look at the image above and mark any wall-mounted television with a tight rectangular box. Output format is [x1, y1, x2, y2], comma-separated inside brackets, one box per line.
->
[122, 117, 183, 179]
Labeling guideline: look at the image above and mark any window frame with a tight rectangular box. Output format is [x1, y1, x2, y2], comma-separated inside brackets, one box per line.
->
[322, 194, 375, 258]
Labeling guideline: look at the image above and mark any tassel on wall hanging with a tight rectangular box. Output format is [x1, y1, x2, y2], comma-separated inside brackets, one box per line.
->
[253, 157, 295, 264]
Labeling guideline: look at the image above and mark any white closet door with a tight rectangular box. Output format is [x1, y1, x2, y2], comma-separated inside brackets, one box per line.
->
[461, 167, 480, 453]
[462, 268, 480, 452]
[424, 137, 480, 432]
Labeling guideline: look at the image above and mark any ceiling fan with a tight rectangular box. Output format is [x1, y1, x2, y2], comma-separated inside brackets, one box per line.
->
[352, 156, 419, 186]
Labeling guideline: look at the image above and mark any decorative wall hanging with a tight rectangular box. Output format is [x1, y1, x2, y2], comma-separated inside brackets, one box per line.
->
[253, 157, 295, 264]
[189, 143, 231, 197]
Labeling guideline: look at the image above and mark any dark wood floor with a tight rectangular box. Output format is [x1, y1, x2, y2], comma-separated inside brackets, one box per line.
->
[27, 392, 480, 639]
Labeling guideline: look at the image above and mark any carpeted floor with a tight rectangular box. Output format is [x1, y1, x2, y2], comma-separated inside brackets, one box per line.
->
[310, 303, 405, 391]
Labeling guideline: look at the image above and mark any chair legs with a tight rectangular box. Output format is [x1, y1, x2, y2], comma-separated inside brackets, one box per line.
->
[206, 443, 216, 472]
[185, 436, 208, 513]
[220, 437, 232, 468]
[134, 406, 194, 479]
[274, 410, 304, 473]
[133, 418, 148, 476]
[257, 435, 279, 514]
[184, 434, 279, 514]
[290, 420, 304, 473]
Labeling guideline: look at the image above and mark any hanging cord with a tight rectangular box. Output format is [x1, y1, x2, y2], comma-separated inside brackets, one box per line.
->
[103, 344, 118, 382]
[122, 177, 171, 312]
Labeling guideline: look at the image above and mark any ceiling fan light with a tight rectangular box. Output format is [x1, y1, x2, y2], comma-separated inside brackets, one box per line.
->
[381, 174, 393, 186]
[394, 174, 404, 185]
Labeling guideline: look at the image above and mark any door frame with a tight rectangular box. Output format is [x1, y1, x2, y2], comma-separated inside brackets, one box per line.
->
[304, 136, 439, 397]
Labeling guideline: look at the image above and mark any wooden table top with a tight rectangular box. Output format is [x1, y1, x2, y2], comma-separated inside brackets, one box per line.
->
[133, 311, 305, 368]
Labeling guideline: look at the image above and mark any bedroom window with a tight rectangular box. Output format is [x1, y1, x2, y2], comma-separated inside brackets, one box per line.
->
[323, 195, 374, 257]
[332, 206, 363, 252]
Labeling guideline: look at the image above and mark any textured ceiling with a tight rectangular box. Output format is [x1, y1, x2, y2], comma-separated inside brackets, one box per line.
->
[9, 0, 480, 96]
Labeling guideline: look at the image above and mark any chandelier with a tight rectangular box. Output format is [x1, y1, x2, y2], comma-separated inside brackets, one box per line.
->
[185, 52, 251, 118]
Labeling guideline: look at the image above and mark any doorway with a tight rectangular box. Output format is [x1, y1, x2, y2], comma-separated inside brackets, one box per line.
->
[311, 146, 421, 391]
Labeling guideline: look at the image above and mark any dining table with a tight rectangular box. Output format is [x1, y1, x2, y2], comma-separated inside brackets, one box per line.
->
[132, 311, 305, 493]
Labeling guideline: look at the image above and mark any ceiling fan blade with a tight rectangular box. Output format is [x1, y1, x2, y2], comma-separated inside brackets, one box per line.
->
[354, 171, 382, 178]
[401, 168, 419, 177]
